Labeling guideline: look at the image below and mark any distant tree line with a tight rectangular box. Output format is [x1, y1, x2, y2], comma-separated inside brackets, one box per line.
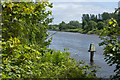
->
[49, 21, 81, 31]
[81, 12, 118, 34]
[49, 12, 118, 34]
[49, 9, 120, 79]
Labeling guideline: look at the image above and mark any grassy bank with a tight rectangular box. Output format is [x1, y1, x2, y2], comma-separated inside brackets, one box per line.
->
[49, 28, 102, 35]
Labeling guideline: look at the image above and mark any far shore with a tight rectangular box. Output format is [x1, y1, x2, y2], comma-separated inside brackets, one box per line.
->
[48, 29, 99, 36]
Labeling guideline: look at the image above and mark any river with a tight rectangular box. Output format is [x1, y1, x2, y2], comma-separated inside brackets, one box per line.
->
[48, 30, 115, 78]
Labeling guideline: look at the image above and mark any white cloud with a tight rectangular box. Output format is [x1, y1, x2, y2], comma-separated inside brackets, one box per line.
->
[53, 4, 69, 10]
[51, 2, 117, 24]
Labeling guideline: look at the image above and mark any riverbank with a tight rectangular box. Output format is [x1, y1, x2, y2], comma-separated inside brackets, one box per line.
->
[48, 28, 102, 35]
[48, 30, 115, 78]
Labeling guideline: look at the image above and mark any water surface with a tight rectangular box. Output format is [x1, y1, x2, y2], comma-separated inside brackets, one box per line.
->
[48, 30, 115, 78]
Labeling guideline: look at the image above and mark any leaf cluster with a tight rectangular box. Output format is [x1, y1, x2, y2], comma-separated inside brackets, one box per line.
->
[99, 18, 120, 79]
[2, 37, 97, 79]
[1, 1, 98, 79]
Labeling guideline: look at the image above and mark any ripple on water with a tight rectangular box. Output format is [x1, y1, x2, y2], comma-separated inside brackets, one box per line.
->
[48, 30, 116, 78]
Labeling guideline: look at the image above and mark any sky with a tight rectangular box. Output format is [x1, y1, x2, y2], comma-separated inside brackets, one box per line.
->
[48, 0, 119, 24]
[49, 0, 120, 2]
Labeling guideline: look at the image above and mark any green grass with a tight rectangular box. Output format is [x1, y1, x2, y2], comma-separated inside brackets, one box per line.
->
[66, 29, 82, 32]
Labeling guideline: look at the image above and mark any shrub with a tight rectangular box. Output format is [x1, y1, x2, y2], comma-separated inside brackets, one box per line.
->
[2, 37, 97, 79]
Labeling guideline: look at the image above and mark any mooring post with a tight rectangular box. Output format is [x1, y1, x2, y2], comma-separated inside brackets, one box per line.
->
[88, 43, 96, 64]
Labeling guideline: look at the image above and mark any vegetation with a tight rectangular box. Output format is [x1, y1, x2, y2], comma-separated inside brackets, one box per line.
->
[1, 0, 120, 79]
[2, 2, 53, 49]
[48, 7, 120, 79]
[1, 1, 98, 79]
[2, 37, 97, 78]
[99, 9, 120, 79]
[49, 12, 117, 35]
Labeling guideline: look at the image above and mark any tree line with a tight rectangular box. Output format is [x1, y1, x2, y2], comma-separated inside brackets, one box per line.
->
[49, 10, 120, 79]
[1, 0, 120, 79]
[49, 12, 118, 34]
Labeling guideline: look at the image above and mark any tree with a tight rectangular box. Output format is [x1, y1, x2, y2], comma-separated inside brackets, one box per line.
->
[115, 8, 120, 27]
[98, 14, 102, 20]
[82, 20, 87, 29]
[102, 12, 110, 20]
[1, 1, 98, 79]
[99, 18, 120, 79]
[97, 21, 105, 30]
[82, 14, 90, 22]
[68, 21, 81, 29]
[2, 1, 53, 48]
[59, 21, 66, 31]
[87, 20, 97, 31]
[90, 14, 97, 22]
[1, 1, 54, 78]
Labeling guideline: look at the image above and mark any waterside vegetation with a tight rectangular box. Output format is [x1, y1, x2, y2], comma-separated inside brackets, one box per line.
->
[49, 12, 118, 35]
[1, 1, 97, 79]
[1, 1, 120, 79]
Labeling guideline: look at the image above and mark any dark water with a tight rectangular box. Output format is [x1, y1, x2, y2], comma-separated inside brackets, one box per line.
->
[48, 30, 115, 78]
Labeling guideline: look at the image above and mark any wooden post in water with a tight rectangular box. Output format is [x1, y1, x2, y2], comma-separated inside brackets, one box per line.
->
[88, 43, 96, 65]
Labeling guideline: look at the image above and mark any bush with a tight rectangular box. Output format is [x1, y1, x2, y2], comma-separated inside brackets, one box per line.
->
[2, 37, 97, 79]
[1, 1, 98, 79]
[2, 37, 42, 78]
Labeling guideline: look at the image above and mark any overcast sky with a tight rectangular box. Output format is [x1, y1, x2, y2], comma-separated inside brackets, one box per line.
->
[48, 0, 119, 24]
[49, 0, 119, 2]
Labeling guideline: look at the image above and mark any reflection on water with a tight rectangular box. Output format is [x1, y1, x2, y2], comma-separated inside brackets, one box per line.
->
[48, 30, 115, 78]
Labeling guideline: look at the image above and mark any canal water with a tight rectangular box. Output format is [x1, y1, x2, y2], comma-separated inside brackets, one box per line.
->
[48, 30, 115, 78]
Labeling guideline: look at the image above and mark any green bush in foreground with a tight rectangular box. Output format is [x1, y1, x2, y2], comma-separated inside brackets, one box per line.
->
[2, 37, 97, 79]
[1, 1, 98, 79]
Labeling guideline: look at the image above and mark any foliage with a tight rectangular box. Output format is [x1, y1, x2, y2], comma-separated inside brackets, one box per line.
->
[49, 21, 81, 31]
[99, 18, 120, 79]
[49, 25, 59, 30]
[1, 1, 98, 79]
[87, 20, 97, 31]
[66, 29, 80, 32]
[59, 21, 66, 31]
[2, 2, 53, 48]
[90, 14, 97, 22]
[87, 29, 96, 34]
[82, 20, 88, 30]
[49, 12, 115, 34]
[80, 13, 117, 34]
[102, 12, 110, 20]
[97, 21, 106, 30]
[2, 37, 41, 78]
[68, 21, 81, 28]
[115, 7, 120, 27]
[2, 37, 97, 79]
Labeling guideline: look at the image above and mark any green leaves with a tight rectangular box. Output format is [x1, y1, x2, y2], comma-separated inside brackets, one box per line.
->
[2, 2, 53, 48]
[2, 1, 98, 79]
[99, 18, 120, 79]
[2, 37, 42, 78]
[2, 37, 98, 78]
